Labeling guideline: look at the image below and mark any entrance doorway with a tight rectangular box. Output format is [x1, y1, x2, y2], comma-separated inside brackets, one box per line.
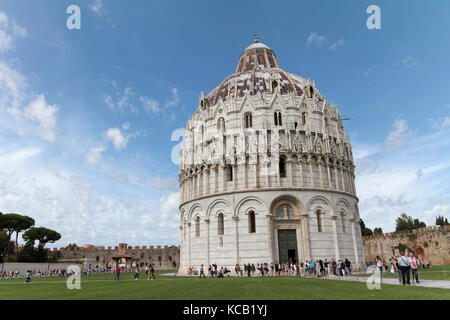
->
[278, 230, 298, 264]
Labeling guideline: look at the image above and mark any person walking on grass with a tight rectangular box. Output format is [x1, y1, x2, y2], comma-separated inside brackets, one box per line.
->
[115, 266, 121, 281]
[345, 258, 351, 276]
[148, 265, 156, 280]
[376, 256, 383, 279]
[200, 264, 206, 279]
[25, 270, 31, 283]
[134, 267, 140, 280]
[409, 252, 420, 283]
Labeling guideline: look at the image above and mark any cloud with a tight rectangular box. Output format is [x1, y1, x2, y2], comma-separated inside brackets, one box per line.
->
[89, 0, 115, 28]
[140, 96, 160, 114]
[104, 86, 137, 114]
[150, 176, 178, 192]
[23, 94, 58, 142]
[165, 88, 180, 108]
[307, 32, 325, 46]
[86, 143, 107, 165]
[105, 127, 128, 150]
[355, 122, 450, 232]
[427, 117, 450, 130]
[0, 11, 26, 53]
[329, 39, 345, 50]
[385, 119, 414, 149]
[402, 56, 417, 68]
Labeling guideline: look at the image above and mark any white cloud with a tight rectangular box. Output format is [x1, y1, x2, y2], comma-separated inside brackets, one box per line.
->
[86, 143, 107, 165]
[150, 176, 178, 192]
[104, 86, 137, 114]
[140, 96, 160, 114]
[165, 88, 180, 108]
[0, 11, 26, 53]
[24, 94, 58, 142]
[427, 117, 450, 130]
[105, 127, 128, 150]
[90, 0, 103, 16]
[329, 39, 345, 50]
[401, 56, 417, 68]
[385, 119, 414, 149]
[307, 32, 325, 46]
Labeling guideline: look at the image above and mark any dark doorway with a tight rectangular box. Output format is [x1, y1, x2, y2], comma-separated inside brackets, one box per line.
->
[278, 229, 298, 264]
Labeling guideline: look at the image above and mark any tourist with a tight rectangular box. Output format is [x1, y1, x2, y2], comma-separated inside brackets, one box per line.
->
[25, 270, 31, 284]
[345, 258, 351, 276]
[376, 256, 383, 279]
[393, 257, 401, 283]
[145, 265, 149, 277]
[397, 253, 411, 285]
[134, 267, 140, 280]
[200, 264, 206, 278]
[409, 252, 420, 283]
[389, 259, 395, 274]
[115, 265, 121, 281]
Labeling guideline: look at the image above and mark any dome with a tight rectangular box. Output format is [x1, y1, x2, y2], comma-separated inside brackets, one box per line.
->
[204, 38, 306, 108]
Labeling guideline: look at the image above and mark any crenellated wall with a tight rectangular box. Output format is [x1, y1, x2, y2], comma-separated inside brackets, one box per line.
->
[363, 225, 450, 265]
[54, 243, 180, 270]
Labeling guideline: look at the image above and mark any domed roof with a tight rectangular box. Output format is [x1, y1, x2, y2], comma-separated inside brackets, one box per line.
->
[204, 37, 306, 108]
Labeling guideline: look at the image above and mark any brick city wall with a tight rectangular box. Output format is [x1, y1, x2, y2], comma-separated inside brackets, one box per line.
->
[363, 225, 450, 265]
[54, 243, 180, 270]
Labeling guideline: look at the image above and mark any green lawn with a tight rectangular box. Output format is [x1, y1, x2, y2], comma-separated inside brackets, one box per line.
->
[358, 265, 450, 281]
[0, 271, 449, 300]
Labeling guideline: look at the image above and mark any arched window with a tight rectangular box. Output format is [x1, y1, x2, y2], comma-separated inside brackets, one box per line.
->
[217, 117, 225, 133]
[302, 112, 307, 125]
[274, 111, 282, 126]
[248, 211, 256, 233]
[279, 156, 286, 178]
[195, 216, 200, 237]
[309, 86, 314, 97]
[218, 213, 224, 235]
[316, 210, 323, 232]
[226, 164, 233, 182]
[272, 80, 278, 92]
[244, 112, 253, 128]
[341, 212, 346, 234]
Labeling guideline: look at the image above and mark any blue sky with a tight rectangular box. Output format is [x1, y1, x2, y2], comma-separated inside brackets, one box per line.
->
[0, 0, 449, 247]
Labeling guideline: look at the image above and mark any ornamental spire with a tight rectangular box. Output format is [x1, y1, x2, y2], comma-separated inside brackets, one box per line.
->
[254, 33, 259, 43]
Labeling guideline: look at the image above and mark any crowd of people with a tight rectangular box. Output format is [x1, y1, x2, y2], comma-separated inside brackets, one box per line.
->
[371, 252, 430, 285]
[189, 257, 359, 279]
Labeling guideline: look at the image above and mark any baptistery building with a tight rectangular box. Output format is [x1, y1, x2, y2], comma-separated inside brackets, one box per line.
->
[178, 37, 364, 273]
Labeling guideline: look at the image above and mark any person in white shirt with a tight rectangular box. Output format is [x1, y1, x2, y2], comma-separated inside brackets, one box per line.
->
[409, 252, 420, 283]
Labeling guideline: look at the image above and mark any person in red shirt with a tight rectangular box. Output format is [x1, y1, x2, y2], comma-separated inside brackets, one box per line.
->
[115, 266, 121, 281]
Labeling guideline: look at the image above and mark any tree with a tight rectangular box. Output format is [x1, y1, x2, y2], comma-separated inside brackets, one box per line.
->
[65, 243, 79, 250]
[395, 213, 426, 232]
[12, 215, 35, 260]
[373, 227, 383, 235]
[360, 219, 373, 236]
[21, 227, 61, 262]
[435, 215, 449, 227]
[0, 213, 19, 261]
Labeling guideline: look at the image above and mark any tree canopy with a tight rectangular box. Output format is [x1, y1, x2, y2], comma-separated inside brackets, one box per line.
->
[23, 227, 61, 248]
[359, 219, 373, 236]
[395, 213, 426, 232]
[435, 215, 449, 227]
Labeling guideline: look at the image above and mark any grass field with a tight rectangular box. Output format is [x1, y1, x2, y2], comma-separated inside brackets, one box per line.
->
[359, 265, 450, 281]
[0, 270, 449, 300]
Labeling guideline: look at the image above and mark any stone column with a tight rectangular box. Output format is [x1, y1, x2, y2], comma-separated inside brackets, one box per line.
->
[198, 171, 202, 196]
[309, 163, 314, 187]
[214, 165, 218, 193]
[205, 167, 210, 195]
[299, 161, 304, 187]
[233, 164, 238, 190]
[288, 159, 293, 187]
[205, 219, 210, 267]
[326, 165, 331, 189]
[331, 216, 340, 260]
[350, 218, 359, 264]
[222, 164, 227, 192]
[188, 222, 192, 268]
[301, 213, 311, 259]
[253, 163, 258, 188]
[232, 216, 239, 265]
[318, 163, 324, 188]
[334, 166, 339, 190]
[265, 161, 270, 187]
[266, 215, 274, 263]
[243, 162, 247, 189]
[340, 167, 345, 192]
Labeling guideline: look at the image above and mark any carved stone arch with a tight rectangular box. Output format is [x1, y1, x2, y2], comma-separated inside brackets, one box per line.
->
[206, 198, 232, 220]
[300, 95, 313, 114]
[238, 93, 257, 113]
[188, 204, 203, 222]
[306, 195, 334, 217]
[270, 195, 305, 218]
[235, 196, 267, 218]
